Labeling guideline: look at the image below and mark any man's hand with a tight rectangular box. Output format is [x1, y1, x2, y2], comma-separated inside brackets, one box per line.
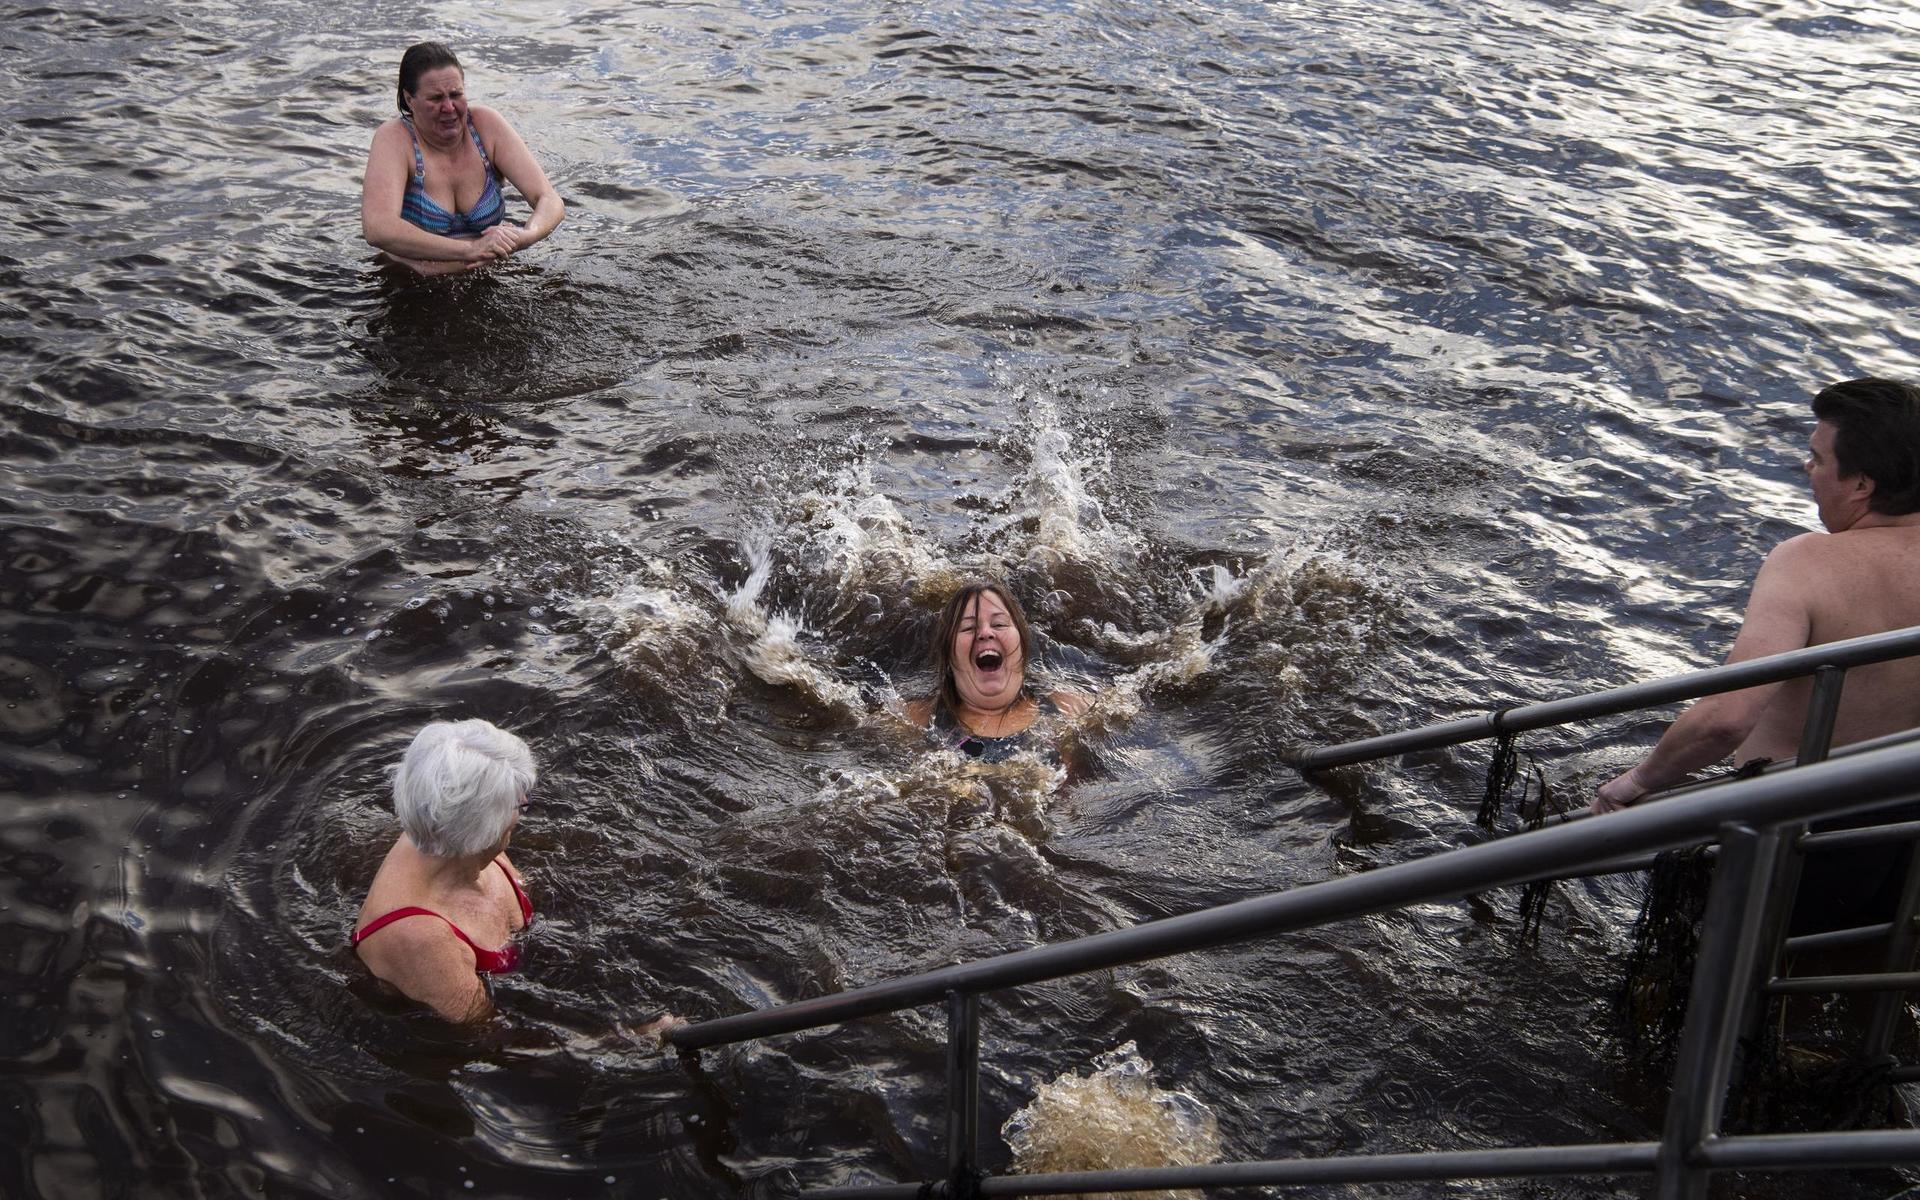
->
[1592, 765, 1650, 815]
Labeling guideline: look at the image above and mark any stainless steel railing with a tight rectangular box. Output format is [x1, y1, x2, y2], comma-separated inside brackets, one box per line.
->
[665, 625, 1920, 1199]
[1292, 624, 1920, 771]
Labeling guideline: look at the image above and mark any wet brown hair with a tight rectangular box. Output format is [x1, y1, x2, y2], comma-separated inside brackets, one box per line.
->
[929, 581, 1035, 716]
[397, 42, 463, 115]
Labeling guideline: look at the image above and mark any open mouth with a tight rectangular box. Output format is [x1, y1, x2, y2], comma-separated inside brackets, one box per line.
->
[974, 649, 1004, 671]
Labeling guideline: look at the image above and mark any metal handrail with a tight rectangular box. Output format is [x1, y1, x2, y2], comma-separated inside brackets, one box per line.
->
[805, 1130, 1920, 1198]
[668, 744, 1920, 1199]
[665, 628, 1920, 1199]
[672, 746, 1920, 1052]
[1289, 624, 1920, 772]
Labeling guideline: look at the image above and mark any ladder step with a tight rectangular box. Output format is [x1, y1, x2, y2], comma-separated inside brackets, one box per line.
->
[1766, 971, 1920, 995]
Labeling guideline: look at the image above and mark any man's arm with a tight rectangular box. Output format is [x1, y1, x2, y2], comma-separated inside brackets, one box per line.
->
[1591, 536, 1819, 813]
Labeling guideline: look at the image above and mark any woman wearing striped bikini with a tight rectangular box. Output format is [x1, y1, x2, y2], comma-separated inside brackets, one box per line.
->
[359, 42, 565, 275]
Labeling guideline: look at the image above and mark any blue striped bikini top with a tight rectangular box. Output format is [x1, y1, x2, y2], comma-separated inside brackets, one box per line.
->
[399, 115, 505, 237]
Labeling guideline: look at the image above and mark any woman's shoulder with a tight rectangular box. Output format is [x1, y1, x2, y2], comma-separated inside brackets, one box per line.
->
[467, 104, 512, 136]
[367, 118, 415, 166]
[904, 696, 935, 727]
[355, 903, 445, 946]
[1045, 689, 1093, 718]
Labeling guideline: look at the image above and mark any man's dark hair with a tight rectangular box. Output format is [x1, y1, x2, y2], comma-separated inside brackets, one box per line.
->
[397, 42, 462, 115]
[1812, 377, 1920, 516]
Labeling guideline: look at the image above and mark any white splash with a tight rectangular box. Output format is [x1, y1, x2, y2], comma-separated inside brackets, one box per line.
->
[1002, 1042, 1220, 1199]
[1187, 562, 1246, 613]
[794, 460, 947, 595]
[601, 581, 712, 671]
[725, 537, 776, 632]
[1022, 399, 1132, 568]
[727, 540, 865, 715]
[741, 610, 864, 713]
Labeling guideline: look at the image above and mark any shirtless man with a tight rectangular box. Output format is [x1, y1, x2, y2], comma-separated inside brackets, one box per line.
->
[1592, 377, 1920, 815]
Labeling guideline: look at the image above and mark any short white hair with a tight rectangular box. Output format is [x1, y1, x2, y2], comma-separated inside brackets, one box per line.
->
[391, 719, 536, 858]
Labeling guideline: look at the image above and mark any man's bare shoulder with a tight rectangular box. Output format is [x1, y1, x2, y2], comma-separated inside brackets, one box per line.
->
[1759, 527, 1901, 572]
[1767, 523, 1920, 569]
[1764, 523, 1920, 642]
[1758, 528, 1821, 559]
[1748, 530, 1827, 584]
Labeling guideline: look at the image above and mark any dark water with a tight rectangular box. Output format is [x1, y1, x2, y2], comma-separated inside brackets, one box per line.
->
[5, 0, 1920, 1195]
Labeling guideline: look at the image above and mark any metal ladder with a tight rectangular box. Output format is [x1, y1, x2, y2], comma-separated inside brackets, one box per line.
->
[666, 625, 1920, 1199]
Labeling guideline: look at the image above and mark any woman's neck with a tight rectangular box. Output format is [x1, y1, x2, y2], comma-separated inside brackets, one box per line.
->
[955, 693, 1035, 737]
[407, 838, 498, 892]
[407, 113, 465, 156]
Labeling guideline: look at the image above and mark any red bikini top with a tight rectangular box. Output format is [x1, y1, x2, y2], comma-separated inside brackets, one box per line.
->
[352, 859, 534, 974]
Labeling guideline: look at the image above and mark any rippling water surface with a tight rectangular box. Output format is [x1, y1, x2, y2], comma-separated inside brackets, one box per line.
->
[6, 0, 1920, 1195]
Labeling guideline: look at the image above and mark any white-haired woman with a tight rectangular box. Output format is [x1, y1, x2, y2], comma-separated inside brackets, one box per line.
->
[353, 719, 537, 1023]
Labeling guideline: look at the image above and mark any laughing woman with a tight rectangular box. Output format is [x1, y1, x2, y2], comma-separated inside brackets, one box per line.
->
[360, 41, 564, 275]
[905, 581, 1091, 763]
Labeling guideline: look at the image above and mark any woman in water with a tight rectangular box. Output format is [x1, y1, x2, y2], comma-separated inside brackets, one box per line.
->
[353, 719, 539, 1023]
[905, 581, 1091, 762]
[353, 719, 683, 1037]
[360, 41, 565, 275]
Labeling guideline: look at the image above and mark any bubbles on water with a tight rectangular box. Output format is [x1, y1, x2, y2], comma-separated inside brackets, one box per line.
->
[1001, 1042, 1220, 1198]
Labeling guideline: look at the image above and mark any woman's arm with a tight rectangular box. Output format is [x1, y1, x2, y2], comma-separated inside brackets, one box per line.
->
[359, 120, 502, 267]
[357, 919, 493, 1024]
[472, 106, 564, 252]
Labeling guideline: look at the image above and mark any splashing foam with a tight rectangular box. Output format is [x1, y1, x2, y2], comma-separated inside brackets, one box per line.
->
[725, 537, 776, 633]
[794, 460, 952, 598]
[1066, 551, 1383, 739]
[820, 746, 1062, 816]
[1020, 399, 1137, 570]
[727, 539, 865, 715]
[742, 611, 864, 713]
[603, 582, 711, 671]
[1072, 565, 1238, 730]
[1002, 1042, 1220, 1198]
[1230, 549, 1391, 700]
